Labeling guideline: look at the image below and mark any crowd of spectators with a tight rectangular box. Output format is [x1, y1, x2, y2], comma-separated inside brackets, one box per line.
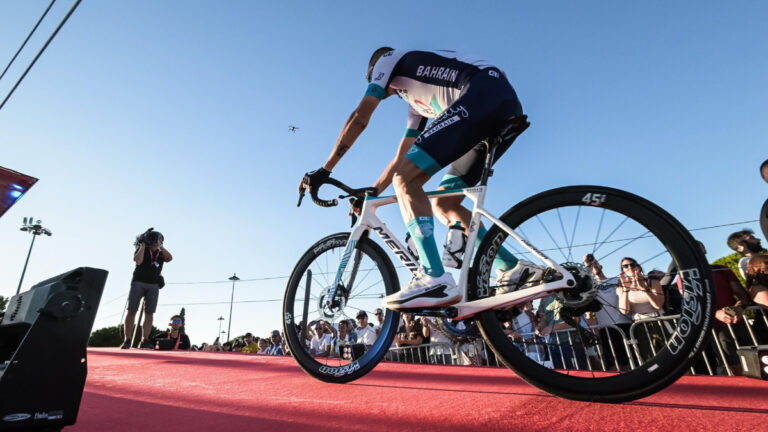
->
[195, 330, 289, 355]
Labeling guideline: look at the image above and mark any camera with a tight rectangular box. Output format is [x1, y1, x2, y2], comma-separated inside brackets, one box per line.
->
[585, 254, 595, 264]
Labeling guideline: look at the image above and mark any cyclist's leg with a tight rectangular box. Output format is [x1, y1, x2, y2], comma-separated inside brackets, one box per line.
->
[432, 71, 523, 271]
[385, 69, 521, 308]
[392, 160, 443, 277]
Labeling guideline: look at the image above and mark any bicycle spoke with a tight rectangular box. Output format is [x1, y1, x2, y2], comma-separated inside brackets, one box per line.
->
[592, 216, 629, 256]
[592, 208, 606, 255]
[536, 215, 569, 262]
[568, 206, 581, 262]
[556, 208, 571, 261]
[598, 229, 650, 261]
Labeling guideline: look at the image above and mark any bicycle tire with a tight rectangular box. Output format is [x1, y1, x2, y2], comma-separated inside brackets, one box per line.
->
[470, 185, 714, 402]
[283, 232, 400, 383]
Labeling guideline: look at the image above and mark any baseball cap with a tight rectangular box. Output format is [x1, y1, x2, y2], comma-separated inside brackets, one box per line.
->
[271, 330, 280, 337]
[356, 310, 368, 319]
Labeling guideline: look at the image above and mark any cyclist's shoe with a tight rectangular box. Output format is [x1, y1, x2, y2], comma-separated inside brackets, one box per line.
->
[119, 339, 131, 349]
[383, 272, 460, 310]
[495, 260, 546, 295]
[139, 339, 154, 349]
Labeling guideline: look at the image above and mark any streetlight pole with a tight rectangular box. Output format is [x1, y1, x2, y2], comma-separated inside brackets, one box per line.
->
[17, 217, 52, 295]
[226, 273, 239, 342]
[217, 316, 225, 340]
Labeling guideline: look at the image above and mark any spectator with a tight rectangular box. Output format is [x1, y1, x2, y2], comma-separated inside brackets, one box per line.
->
[503, 302, 548, 366]
[746, 255, 768, 307]
[373, 308, 385, 335]
[333, 320, 353, 356]
[454, 320, 484, 366]
[616, 257, 665, 362]
[267, 330, 286, 355]
[310, 321, 335, 357]
[676, 242, 752, 374]
[762, 158, 768, 184]
[584, 254, 632, 370]
[536, 297, 588, 370]
[222, 342, 232, 352]
[241, 333, 260, 353]
[232, 338, 246, 352]
[395, 313, 424, 362]
[256, 338, 270, 354]
[761, 159, 768, 244]
[727, 229, 766, 280]
[151, 314, 190, 350]
[122, 228, 173, 349]
[346, 319, 358, 344]
[421, 317, 452, 364]
[616, 258, 665, 317]
[355, 311, 377, 347]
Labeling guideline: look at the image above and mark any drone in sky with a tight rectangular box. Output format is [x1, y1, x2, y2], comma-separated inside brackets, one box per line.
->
[288, 125, 299, 133]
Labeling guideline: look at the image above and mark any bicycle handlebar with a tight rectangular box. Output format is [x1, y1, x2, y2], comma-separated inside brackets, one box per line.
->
[297, 177, 377, 209]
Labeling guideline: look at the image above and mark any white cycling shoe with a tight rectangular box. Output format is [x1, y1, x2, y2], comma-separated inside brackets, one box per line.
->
[495, 260, 546, 295]
[383, 272, 461, 310]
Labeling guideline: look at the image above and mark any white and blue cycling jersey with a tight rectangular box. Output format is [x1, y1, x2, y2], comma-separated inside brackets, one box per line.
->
[365, 49, 496, 137]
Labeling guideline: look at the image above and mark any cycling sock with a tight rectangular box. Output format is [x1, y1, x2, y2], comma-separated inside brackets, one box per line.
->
[406, 216, 445, 277]
[476, 225, 519, 271]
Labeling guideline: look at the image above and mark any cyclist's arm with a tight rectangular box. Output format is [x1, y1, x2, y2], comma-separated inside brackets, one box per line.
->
[322, 95, 381, 171]
[372, 107, 427, 193]
[372, 136, 417, 193]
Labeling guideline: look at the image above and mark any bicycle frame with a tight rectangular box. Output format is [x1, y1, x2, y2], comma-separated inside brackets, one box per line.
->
[329, 184, 577, 320]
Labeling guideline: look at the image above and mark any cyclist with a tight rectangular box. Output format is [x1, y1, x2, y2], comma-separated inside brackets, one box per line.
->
[300, 47, 542, 310]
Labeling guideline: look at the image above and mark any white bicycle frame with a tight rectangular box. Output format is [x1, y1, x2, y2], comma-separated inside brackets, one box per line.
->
[329, 184, 577, 320]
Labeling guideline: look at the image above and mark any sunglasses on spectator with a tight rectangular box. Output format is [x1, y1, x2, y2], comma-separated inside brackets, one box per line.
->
[170, 320, 183, 324]
[621, 263, 638, 269]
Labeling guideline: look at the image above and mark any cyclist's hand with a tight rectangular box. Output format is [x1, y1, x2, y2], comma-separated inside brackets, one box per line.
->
[299, 167, 331, 194]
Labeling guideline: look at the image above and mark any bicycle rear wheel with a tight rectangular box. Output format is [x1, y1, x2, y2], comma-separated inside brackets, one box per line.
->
[471, 186, 714, 402]
[283, 232, 400, 383]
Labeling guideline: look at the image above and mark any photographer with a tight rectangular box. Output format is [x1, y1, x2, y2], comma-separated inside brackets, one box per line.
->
[154, 314, 190, 350]
[121, 228, 173, 349]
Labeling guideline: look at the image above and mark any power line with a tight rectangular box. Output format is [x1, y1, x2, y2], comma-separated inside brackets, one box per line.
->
[160, 218, 760, 286]
[688, 219, 758, 232]
[0, 0, 56, 82]
[0, 0, 82, 112]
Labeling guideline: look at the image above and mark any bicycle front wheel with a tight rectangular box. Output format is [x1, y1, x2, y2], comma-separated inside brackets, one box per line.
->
[471, 186, 714, 402]
[283, 232, 400, 383]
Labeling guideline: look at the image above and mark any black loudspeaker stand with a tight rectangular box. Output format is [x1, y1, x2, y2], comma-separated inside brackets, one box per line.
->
[0, 267, 108, 431]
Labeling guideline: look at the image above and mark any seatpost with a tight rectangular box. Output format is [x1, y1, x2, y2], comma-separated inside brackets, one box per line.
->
[479, 138, 500, 186]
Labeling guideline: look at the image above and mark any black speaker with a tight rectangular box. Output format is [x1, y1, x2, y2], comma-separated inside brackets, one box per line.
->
[737, 345, 768, 380]
[0, 267, 107, 431]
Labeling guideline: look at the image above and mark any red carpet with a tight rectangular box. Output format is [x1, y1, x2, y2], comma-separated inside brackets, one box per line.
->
[70, 348, 768, 432]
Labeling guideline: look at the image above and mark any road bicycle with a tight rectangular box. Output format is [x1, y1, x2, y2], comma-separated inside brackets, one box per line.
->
[283, 116, 714, 402]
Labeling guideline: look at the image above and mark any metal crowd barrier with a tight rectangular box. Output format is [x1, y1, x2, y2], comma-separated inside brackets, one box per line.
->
[383, 306, 768, 376]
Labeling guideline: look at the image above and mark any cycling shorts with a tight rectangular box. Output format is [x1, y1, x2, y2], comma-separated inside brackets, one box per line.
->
[405, 67, 523, 189]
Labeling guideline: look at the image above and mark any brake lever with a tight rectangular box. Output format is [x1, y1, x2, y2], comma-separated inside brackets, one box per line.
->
[350, 213, 358, 228]
[297, 188, 306, 207]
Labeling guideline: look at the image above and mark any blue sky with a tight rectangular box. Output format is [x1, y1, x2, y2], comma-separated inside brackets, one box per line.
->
[1, 1, 766, 345]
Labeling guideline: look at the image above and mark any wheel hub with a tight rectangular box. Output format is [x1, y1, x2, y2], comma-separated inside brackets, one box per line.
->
[553, 262, 599, 309]
[317, 285, 349, 321]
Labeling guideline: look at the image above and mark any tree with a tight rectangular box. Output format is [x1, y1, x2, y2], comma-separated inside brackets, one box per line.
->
[0, 295, 8, 314]
[89, 324, 163, 347]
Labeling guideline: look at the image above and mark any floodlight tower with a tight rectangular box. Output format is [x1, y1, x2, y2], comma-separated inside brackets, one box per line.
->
[17, 216, 52, 295]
